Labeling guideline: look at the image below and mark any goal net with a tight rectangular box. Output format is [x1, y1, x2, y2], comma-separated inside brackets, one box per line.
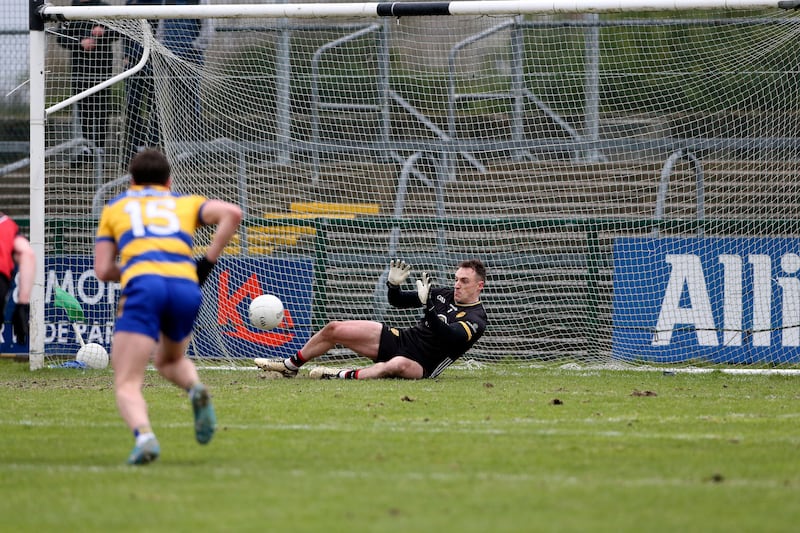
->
[29, 0, 800, 370]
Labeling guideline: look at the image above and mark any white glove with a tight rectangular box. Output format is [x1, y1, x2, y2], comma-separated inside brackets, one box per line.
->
[387, 259, 412, 287]
[416, 272, 432, 307]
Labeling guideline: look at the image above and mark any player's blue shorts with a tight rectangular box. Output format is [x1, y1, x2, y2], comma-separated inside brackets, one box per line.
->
[114, 275, 202, 342]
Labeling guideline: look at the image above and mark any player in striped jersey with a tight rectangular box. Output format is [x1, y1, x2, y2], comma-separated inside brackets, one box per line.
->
[256, 259, 488, 379]
[94, 149, 241, 465]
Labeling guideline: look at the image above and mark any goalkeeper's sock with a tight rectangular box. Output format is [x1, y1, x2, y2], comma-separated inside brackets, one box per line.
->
[338, 370, 359, 380]
[287, 350, 307, 370]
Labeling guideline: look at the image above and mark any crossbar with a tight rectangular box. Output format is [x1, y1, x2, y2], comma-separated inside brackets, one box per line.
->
[38, 0, 787, 21]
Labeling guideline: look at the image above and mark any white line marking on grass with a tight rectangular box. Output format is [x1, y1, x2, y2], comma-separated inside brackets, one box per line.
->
[4, 418, 800, 444]
[2, 463, 151, 474]
[1, 462, 794, 490]
[191, 363, 800, 376]
[320, 470, 797, 489]
[556, 364, 800, 376]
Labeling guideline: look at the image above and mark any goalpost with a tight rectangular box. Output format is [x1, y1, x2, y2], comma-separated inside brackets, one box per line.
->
[28, 0, 800, 370]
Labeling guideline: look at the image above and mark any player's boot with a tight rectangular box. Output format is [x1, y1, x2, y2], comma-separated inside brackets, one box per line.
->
[308, 367, 347, 380]
[254, 358, 298, 378]
[190, 383, 216, 445]
[127, 435, 160, 465]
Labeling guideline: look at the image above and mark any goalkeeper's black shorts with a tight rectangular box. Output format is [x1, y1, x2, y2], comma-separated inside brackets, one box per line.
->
[376, 324, 455, 378]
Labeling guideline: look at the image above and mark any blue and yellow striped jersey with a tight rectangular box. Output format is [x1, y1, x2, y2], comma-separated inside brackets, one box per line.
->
[96, 185, 207, 288]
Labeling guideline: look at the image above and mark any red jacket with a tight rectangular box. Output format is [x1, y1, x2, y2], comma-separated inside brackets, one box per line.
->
[0, 214, 19, 281]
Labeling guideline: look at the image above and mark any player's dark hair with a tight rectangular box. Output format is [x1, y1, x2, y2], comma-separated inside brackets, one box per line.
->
[460, 259, 486, 281]
[129, 149, 171, 185]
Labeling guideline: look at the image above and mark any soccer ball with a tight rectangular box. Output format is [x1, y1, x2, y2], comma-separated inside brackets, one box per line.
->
[249, 294, 284, 330]
[76, 342, 109, 369]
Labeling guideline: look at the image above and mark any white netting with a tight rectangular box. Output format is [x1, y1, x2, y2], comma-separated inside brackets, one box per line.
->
[39, 6, 800, 368]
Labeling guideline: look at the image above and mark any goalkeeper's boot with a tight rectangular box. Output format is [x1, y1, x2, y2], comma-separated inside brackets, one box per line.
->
[254, 358, 298, 378]
[190, 383, 216, 445]
[127, 435, 160, 465]
[309, 366, 346, 380]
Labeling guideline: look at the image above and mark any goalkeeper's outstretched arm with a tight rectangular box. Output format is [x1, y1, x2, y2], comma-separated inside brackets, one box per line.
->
[386, 259, 422, 308]
[387, 283, 423, 308]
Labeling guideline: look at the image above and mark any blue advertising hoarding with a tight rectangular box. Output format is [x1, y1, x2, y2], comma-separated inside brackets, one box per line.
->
[613, 237, 800, 364]
[190, 256, 314, 359]
[1, 256, 114, 355]
[1, 256, 314, 359]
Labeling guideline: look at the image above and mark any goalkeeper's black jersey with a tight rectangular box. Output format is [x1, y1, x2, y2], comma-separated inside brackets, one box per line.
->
[388, 286, 488, 363]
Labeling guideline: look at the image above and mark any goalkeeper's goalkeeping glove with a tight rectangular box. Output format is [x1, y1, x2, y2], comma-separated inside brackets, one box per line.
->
[387, 259, 412, 287]
[416, 272, 433, 309]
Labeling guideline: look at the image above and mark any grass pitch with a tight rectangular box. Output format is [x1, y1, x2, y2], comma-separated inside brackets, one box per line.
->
[1, 359, 799, 532]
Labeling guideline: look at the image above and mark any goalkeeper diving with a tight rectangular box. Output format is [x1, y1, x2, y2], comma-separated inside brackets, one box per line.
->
[255, 259, 488, 379]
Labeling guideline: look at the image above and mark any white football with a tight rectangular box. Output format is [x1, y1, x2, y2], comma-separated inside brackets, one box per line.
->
[249, 294, 284, 330]
[76, 342, 110, 369]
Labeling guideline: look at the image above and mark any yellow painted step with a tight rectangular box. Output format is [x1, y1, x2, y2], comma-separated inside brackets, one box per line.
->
[248, 231, 299, 247]
[289, 201, 380, 216]
[247, 225, 318, 249]
[194, 232, 275, 256]
[192, 243, 242, 256]
[247, 245, 275, 255]
[193, 244, 275, 256]
[251, 224, 317, 236]
[262, 212, 356, 220]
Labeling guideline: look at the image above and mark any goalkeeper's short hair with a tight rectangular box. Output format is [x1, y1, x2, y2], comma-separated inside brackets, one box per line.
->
[460, 259, 486, 282]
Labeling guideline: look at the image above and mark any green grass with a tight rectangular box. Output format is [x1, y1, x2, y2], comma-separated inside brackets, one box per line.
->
[1, 359, 799, 532]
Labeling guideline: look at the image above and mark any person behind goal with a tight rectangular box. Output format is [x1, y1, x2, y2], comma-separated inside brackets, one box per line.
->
[0, 212, 35, 346]
[255, 259, 488, 379]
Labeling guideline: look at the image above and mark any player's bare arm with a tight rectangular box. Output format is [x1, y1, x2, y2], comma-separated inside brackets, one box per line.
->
[198, 199, 242, 263]
[94, 239, 121, 282]
[12, 235, 35, 303]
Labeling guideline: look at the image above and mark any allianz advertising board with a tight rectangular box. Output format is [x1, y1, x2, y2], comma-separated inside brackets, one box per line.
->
[613, 237, 800, 364]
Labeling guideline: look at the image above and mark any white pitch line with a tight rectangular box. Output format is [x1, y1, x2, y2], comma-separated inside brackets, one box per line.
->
[0, 462, 794, 490]
[3, 418, 800, 444]
[193, 363, 800, 376]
